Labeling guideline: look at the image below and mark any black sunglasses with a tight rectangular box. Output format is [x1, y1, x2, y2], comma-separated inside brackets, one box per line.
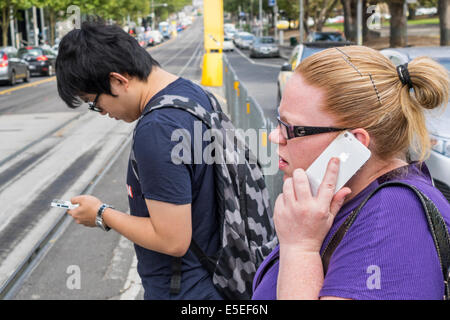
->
[277, 117, 349, 140]
[88, 93, 102, 112]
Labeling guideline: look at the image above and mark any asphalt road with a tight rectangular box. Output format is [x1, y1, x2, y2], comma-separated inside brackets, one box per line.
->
[1, 17, 283, 300]
[224, 46, 286, 122]
[2, 18, 208, 300]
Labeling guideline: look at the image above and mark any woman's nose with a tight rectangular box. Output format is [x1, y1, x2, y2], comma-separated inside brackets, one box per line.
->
[269, 127, 286, 145]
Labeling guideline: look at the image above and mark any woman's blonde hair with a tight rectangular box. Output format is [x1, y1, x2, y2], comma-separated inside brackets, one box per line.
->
[296, 45, 449, 161]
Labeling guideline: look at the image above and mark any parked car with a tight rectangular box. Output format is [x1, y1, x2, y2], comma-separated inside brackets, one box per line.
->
[17, 46, 56, 76]
[277, 41, 352, 103]
[380, 46, 450, 202]
[148, 31, 164, 45]
[136, 33, 149, 47]
[235, 32, 255, 49]
[306, 31, 346, 42]
[250, 36, 279, 58]
[0, 47, 30, 85]
[223, 36, 235, 52]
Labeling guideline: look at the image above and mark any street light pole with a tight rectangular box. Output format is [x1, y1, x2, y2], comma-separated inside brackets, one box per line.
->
[357, 0, 363, 45]
[299, 0, 304, 44]
[151, 1, 168, 30]
[259, 0, 263, 37]
[32, 6, 38, 45]
[152, 0, 155, 30]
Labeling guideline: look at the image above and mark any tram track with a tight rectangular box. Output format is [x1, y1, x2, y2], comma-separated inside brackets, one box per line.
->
[0, 18, 208, 300]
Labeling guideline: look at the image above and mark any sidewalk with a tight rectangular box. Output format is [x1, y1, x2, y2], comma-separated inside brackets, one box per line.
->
[277, 23, 441, 51]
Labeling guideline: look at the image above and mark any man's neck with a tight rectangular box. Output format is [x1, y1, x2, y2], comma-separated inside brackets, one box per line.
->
[139, 67, 179, 114]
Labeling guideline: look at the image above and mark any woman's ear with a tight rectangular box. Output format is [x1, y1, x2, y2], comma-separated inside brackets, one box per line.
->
[350, 128, 370, 148]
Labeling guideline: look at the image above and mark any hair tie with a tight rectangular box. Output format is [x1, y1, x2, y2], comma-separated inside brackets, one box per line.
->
[396, 63, 413, 89]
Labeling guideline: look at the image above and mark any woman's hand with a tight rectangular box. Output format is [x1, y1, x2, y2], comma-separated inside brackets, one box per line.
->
[67, 195, 103, 227]
[274, 157, 351, 253]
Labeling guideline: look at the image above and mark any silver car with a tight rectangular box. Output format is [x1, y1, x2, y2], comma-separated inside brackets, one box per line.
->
[380, 47, 450, 201]
[235, 32, 255, 50]
[0, 47, 30, 85]
[250, 36, 279, 58]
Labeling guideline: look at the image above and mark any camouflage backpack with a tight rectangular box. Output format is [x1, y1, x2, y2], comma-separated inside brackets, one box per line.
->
[130, 91, 278, 300]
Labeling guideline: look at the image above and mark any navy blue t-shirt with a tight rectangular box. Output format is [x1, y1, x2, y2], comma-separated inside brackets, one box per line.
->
[126, 78, 222, 300]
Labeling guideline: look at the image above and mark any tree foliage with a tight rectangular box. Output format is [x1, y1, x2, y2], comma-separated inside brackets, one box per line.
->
[1, 0, 191, 46]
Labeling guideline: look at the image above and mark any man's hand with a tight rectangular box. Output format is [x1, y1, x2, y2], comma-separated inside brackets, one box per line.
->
[67, 195, 103, 227]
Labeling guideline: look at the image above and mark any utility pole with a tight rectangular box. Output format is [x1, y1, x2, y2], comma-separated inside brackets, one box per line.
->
[151, 0, 155, 30]
[40, 8, 46, 44]
[273, 3, 278, 41]
[259, 0, 263, 37]
[10, 8, 15, 48]
[32, 6, 39, 45]
[357, 0, 362, 45]
[299, 0, 304, 44]
[151, 1, 168, 30]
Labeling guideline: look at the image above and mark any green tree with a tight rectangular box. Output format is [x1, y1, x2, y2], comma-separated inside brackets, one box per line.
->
[0, 0, 31, 47]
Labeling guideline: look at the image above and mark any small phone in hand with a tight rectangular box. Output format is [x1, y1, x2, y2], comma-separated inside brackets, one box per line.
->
[50, 199, 79, 210]
[305, 131, 371, 197]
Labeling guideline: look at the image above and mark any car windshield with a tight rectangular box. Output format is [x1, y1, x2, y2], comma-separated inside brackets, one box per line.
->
[301, 46, 327, 60]
[258, 37, 274, 44]
[315, 33, 344, 41]
[19, 48, 43, 57]
[241, 35, 254, 40]
[426, 58, 450, 137]
[436, 58, 450, 72]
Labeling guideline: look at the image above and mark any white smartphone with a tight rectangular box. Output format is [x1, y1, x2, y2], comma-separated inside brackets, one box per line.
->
[50, 199, 79, 210]
[305, 131, 371, 196]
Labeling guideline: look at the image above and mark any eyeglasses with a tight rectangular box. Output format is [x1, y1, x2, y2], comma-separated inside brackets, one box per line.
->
[87, 93, 103, 112]
[277, 117, 349, 140]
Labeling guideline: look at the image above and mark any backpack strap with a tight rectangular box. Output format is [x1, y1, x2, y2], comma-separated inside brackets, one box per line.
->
[321, 181, 450, 300]
[140, 94, 218, 129]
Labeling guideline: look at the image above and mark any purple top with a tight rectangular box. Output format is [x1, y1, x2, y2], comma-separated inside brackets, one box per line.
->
[252, 163, 450, 300]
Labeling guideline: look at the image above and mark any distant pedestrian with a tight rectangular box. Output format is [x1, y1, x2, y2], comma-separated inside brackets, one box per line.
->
[253, 45, 450, 300]
[56, 20, 222, 300]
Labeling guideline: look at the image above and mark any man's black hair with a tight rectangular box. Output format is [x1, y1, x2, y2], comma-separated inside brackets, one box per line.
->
[56, 20, 160, 109]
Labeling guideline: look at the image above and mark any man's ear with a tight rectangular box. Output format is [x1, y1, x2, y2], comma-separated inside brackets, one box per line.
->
[350, 128, 370, 148]
[109, 72, 130, 92]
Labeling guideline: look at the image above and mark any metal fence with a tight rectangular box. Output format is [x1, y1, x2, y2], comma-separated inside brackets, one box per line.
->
[223, 55, 283, 209]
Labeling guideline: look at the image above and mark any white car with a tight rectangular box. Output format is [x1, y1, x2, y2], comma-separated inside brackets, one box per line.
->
[381, 47, 450, 202]
[148, 31, 164, 45]
[235, 32, 255, 50]
[223, 36, 235, 52]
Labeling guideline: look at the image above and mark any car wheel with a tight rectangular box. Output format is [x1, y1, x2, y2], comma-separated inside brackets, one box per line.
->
[9, 71, 16, 86]
[24, 69, 30, 82]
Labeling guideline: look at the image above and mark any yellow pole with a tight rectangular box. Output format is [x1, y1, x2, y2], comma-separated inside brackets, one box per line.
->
[201, 0, 224, 87]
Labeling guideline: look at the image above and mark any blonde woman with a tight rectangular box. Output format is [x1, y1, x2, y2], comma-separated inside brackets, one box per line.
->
[252, 46, 450, 300]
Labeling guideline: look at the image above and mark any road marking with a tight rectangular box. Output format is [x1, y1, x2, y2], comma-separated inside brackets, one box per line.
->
[177, 40, 204, 77]
[0, 77, 56, 96]
[233, 47, 282, 69]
